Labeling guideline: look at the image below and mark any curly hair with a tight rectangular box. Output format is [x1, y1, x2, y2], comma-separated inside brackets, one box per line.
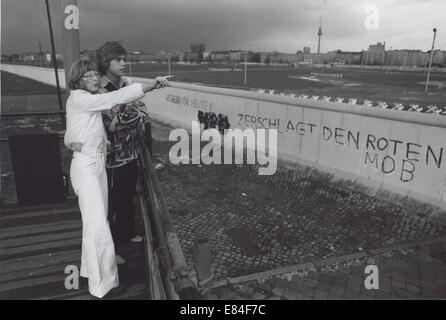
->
[67, 60, 98, 90]
[96, 42, 127, 76]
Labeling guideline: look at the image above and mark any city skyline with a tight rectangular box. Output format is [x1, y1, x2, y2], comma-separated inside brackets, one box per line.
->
[1, 0, 446, 55]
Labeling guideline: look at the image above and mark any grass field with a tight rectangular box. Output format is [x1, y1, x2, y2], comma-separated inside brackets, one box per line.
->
[1, 71, 65, 113]
[2, 63, 445, 111]
[1, 70, 65, 96]
[131, 63, 446, 108]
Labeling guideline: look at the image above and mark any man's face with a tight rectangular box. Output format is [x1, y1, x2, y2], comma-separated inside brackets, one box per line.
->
[108, 55, 126, 77]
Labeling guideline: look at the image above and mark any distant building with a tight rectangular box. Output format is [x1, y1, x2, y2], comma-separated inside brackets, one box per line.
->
[383, 49, 445, 67]
[327, 50, 363, 65]
[229, 50, 243, 62]
[128, 52, 158, 63]
[243, 51, 256, 62]
[18, 52, 52, 63]
[1, 55, 12, 62]
[385, 50, 425, 67]
[433, 50, 446, 66]
[181, 51, 201, 62]
[210, 51, 230, 62]
[302, 53, 324, 64]
[180, 44, 206, 62]
[20, 52, 36, 61]
[364, 42, 386, 65]
[190, 43, 206, 54]
[209, 50, 245, 63]
[202, 51, 211, 61]
[303, 46, 311, 55]
[260, 51, 303, 64]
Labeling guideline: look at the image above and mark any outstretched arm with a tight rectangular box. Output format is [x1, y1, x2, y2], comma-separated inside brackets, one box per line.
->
[140, 75, 172, 92]
[75, 76, 171, 113]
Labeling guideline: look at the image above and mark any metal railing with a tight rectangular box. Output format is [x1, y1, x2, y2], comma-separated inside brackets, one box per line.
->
[136, 126, 198, 299]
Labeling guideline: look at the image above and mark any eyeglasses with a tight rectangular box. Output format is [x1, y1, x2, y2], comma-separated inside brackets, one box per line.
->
[82, 71, 100, 79]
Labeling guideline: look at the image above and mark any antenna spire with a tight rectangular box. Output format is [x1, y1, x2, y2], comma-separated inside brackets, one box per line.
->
[317, 15, 322, 54]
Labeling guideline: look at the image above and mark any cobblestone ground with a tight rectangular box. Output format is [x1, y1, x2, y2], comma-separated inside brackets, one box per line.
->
[210, 238, 446, 300]
[150, 122, 446, 288]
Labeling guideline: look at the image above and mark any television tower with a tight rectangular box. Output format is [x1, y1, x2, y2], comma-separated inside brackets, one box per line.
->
[317, 16, 322, 54]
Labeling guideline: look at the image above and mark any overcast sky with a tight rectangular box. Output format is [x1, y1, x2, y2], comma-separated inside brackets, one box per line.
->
[1, 0, 445, 55]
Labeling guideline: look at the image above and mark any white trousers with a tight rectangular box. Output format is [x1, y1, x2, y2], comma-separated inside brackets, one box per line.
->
[70, 150, 119, 298]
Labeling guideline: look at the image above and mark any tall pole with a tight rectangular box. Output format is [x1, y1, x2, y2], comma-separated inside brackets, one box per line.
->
[168, 53, 171, 76]
[244, 51, 247, 85]
[317, 15, 322, 55]
[45, 0, 63, 112]
[128, 53, 132, 76]
[425, 28, 437, 93]
[385, 46, 392, 76]
[424, 56, 429, 76]
[61, 0, 80, 94]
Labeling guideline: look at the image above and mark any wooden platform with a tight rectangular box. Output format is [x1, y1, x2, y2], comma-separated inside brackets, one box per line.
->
[0, 198, 149, 300]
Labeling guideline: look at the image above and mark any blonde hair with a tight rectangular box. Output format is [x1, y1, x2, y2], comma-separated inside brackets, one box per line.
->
[68, 60, 98, 90]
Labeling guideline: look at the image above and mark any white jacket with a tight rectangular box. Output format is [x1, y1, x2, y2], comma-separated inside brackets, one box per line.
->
[64, 83, 144, 157]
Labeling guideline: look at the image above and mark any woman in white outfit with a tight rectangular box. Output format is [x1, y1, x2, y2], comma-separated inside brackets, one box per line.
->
[64, 60, 169, 298]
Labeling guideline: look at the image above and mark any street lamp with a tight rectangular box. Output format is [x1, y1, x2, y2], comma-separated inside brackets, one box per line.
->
[45, 0, 63, 113]
[385, 46, 392, 76]
[244, 51, 248, 85]
[425, 28, 437, 93]
[128, 53, 132, 76]
[168, 53, 171, 76]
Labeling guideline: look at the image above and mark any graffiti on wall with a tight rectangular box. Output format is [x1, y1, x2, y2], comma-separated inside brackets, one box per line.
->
[238, 112, 444, 183]
[165, 94, 231, 134]
[165, 92, 444, 184]
[198, 111, 230, 134]
[166, 94, 212, 111]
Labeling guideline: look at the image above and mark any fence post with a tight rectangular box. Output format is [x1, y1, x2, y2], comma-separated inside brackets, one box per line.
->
[144, 122, 153, 157]
[193, 237, 214, 298]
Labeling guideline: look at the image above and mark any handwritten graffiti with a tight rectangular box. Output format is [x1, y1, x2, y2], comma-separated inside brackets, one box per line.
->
[198, 111, 230, 134]
[238, 113, 283, 133]
[322, 127, 443, 183]
[236, 113, 444, 183]
[166, 94, 212, 111]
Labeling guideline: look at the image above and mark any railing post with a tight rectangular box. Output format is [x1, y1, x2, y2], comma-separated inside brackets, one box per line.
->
[144, 122, 153, 157]
[136, 131, 199, 299]
[193, 237, 214, 298]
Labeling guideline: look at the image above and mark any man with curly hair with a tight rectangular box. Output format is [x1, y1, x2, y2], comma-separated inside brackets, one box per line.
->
[96, 42, 147, 264]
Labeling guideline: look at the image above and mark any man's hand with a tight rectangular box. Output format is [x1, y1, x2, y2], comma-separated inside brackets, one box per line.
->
[154, 75, 173, 89]
[141, 76, 173, 93]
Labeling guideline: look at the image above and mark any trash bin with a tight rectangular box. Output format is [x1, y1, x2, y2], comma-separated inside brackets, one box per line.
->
[8, 133, 66, 205]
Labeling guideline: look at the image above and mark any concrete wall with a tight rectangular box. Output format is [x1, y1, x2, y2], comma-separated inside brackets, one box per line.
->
[2, 64, 446, 210]
[134, 77, 446, 210]
[1, 64, 66, 89]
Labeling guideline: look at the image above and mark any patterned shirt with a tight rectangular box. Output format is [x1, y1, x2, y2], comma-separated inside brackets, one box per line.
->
[100, 76, 148, 168]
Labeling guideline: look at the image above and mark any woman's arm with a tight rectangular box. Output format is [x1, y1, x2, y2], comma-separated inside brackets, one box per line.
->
[74, 83, 144, 112]
[75, 77, 170, 112]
